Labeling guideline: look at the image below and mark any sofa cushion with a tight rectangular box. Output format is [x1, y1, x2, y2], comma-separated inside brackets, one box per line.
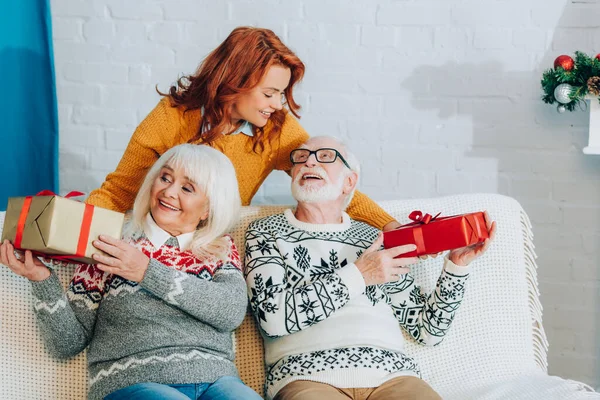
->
[0, 207, 88, 399]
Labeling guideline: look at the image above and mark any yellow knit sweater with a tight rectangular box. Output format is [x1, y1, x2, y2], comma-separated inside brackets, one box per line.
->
[86, 98, 395, 229]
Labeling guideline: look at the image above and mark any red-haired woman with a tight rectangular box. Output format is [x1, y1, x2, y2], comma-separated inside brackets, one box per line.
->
[86, 26, 401, 232]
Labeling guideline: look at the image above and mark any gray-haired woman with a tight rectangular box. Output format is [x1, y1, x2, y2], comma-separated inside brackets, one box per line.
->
[0, 144, 262, 400]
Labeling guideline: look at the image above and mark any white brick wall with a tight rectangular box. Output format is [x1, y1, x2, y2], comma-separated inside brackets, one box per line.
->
[50, 0, 600, 388]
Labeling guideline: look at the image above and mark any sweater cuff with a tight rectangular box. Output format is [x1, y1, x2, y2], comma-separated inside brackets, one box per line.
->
[335, 263, 366, 298]
[374, 214, 396, 231]
[30, 272, 64, 303]
[140, 258, 175, 298]
[443, 256, 471, 276]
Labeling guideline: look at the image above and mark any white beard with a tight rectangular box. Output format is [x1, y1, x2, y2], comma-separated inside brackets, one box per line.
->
[291, 166, 346, 203]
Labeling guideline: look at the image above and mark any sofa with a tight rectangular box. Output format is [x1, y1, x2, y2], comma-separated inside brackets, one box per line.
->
[0, 193, 598, 400]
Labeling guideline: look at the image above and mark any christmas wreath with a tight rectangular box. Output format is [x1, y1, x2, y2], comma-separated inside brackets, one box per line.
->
[541, 51, 600, 112]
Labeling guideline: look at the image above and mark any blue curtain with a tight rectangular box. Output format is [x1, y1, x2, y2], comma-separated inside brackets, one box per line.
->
[0, 0, 58, 211]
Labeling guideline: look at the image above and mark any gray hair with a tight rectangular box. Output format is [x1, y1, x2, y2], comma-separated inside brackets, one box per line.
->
[301, 135, 361, 209]
[124, 144, 241, 260]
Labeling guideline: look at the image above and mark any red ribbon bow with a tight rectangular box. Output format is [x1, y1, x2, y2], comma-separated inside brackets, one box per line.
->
[408, 210, 441, 225]
[399, 211, 442, 255]
[14, 190, 91, 261]
[35, 190, 84, 198]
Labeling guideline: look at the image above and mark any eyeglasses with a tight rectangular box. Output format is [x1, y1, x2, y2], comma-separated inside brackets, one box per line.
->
[290, 148, 351, 169]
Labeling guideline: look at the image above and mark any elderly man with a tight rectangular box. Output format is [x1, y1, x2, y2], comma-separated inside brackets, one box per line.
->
[244, 136, 496, 400]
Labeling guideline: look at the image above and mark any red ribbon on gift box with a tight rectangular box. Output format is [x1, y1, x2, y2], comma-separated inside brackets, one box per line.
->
[402, 211, 442, 253]
[14, 190, 93, 260]
[408, 210, 441, 225]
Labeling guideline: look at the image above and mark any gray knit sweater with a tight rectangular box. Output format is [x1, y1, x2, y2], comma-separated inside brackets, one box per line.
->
[30, 231, 247, 400]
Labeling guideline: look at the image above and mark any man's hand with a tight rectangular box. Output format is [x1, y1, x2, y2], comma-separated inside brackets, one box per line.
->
[0, 240, 51, 281]
[92, 235, 150, 282]
[448, 211, 497, 267]
[355, 233, 419, 286]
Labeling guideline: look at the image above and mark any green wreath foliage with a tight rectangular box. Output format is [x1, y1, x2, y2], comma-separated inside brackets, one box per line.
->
[541, 51, 600, 111]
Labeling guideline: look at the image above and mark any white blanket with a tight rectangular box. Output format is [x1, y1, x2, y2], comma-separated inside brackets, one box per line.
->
[0, 194, 597, 399]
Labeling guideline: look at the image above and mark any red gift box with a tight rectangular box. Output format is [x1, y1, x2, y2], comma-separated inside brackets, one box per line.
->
[383, 211, 489, 257]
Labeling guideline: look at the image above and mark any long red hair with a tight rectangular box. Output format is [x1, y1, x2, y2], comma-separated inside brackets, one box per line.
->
[161, 26, 305, 149]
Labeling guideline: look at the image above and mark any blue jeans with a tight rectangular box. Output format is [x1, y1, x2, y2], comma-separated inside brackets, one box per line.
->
[104, 376, 263, 400]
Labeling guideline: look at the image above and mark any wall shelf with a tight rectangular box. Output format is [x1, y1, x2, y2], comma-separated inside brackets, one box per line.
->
[583, 147, 600, 154]
[583, 95, 600, 155]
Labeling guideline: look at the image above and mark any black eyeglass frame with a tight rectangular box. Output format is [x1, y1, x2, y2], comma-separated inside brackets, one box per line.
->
[290, 148, 352, 170]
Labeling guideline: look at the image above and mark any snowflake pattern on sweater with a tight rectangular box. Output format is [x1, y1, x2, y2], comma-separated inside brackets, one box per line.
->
[244, 211, 470, 394]
[66, 233, 241, 310]
[267, 346, 421, 386]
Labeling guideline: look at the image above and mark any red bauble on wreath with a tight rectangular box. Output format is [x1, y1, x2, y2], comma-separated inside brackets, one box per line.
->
[554, 55, 574, 71]
[596, 54, 600, 61]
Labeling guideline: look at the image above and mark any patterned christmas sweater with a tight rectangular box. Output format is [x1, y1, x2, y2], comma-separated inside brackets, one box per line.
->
[244, 209, 471, 399]
[30, 216, 247, 400]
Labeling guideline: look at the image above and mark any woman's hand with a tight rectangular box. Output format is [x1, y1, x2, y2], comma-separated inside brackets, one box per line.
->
[0, 240, 51, 281]
[448, 211, 497, 267]
[92, 235, 150, 282]
[382, 220, 402, 232]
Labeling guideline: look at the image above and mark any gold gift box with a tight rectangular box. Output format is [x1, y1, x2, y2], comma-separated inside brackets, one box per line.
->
[1, 195, 124, 264]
